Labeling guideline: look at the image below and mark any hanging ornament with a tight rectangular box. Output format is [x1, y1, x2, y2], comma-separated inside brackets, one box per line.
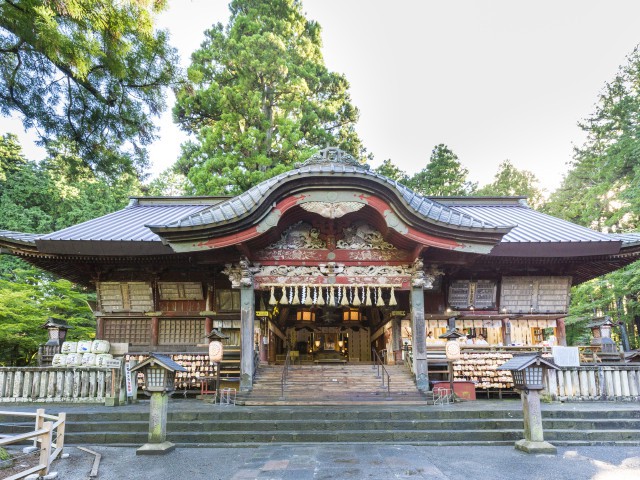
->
[317, 286, 325, 306]
[293, 286, 301, 305]
[280, 286, 289, 305]
[330, 286, 336, 307]
[304, 286, 313, 306]
[376, 287, 385, 307]
[340, 286, 349, 306]
[389, 286, 398, 306]
[365, 287, 372, 306]
[269, 286, 277, 305]
[353, 286, 361, 307]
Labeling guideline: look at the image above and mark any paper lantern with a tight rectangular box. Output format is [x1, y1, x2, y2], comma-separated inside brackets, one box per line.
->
[209, 341, 224, 363]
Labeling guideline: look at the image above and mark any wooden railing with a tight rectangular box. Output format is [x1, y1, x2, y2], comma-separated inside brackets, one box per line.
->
[0, 367, 121, 403]
[545, 365, 640, 401]
[0, 408, 66, 480]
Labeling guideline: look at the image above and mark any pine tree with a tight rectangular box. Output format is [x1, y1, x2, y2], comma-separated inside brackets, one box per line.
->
[173, 0, 364, 195]
[406, 144, 476, 196]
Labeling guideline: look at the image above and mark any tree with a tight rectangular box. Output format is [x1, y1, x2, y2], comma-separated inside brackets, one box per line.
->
[173, 0, 364, 195]
[477, 160, 544, 208]
[0, 135, 142, 365]
[374, 159, 409, 183]
[0, 0, 180, 177]
[545, 45, 640, 232]
[543, 45, 640, 348]
[406, 144, 476, 196]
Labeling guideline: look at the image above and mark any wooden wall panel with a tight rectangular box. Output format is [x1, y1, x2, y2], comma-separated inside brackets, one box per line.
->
[500, 276, 571, 313]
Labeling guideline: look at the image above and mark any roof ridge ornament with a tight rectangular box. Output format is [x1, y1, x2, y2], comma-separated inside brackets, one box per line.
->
[298, 146, 369, 169]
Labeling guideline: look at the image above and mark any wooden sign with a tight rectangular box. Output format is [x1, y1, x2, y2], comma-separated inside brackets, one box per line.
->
[391, 311, 406, 317]
[105, 359, 122, 369]
[255, 311, 270, 317]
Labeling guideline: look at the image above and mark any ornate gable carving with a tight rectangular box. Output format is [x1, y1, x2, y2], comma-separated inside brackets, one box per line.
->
[300, 201, 364, 219]
[336, 222, 395, 250]
[265, 221, 326, 250]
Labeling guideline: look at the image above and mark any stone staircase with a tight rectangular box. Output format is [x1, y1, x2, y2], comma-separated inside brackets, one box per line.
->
[238, 363, 427, 405]
[4, 403, 638, 447]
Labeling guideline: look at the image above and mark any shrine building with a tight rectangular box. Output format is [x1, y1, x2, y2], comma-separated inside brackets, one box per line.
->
[1, 147, 639, 393]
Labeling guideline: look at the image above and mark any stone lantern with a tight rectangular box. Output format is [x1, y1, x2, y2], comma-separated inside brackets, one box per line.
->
[587, 316, 618, 354]
[39, 317, 72, 366]
[498, 354, 559, 454]
[130, 353, 187, 455]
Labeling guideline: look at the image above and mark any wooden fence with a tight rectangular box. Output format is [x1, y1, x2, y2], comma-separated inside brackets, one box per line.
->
[0, 367, 121, 403]
[545, 365, 640, 401]
[0, 408, 65, 480]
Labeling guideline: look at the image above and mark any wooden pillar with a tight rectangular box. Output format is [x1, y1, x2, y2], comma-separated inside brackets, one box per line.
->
[240, 285, 255, 391]
[96, 317, 105, 339]
[205, 317, 213, 336]
[390, 317, 402, 365]
[151, 316, 159, 347]
[411, 287, 429, 391]
[556, 318, 567, 346]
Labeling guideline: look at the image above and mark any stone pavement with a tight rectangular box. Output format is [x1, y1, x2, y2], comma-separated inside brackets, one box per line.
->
[46, 444, 640, 480]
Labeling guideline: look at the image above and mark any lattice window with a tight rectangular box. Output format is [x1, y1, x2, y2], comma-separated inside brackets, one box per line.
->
[158, 282, 204, 300]
[159, 318, 205, 345]
[216, 289, 241, 311]
[103, 318, 150, 345]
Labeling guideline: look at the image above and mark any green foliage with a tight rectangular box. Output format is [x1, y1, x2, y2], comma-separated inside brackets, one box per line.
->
[173, 0, 364, 195]
[0, 135, 137, 365]
[476, 160, 544, 208]
[0, 0, 180, 177]
[374, 159, 409, 183]
[545, 45, 640, 232]
[145, 169, 189, 197]
[405, 144, 476, 196]
[0, 272, 95, 366]
[545, 45, 640, 348]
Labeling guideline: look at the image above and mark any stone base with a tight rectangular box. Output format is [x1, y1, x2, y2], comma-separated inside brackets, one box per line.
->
[136, 441, 176, 455]
[514, 439, 557, 455]
[104, 396, 120, 407]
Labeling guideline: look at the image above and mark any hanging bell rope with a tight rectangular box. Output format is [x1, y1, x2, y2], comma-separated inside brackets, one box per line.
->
[365, 287, 372, 306]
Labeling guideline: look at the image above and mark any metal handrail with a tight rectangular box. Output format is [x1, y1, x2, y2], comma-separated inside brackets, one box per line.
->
[371, 348, 391, 397]
[280, 350, 292, 399]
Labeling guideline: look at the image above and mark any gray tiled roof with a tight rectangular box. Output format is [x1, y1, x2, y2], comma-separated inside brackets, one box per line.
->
[608, 232, 640, 247]
[0, 230, 39, 246]
[151, 163, 510, 231]
[450, 204, 618, 243]
[39, 203, 214, 242]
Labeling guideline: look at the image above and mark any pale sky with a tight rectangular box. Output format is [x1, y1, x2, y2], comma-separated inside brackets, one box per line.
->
[3, 0, 640, 194]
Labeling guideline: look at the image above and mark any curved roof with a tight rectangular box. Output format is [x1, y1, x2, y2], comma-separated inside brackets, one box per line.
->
[147, 147, 514, 239]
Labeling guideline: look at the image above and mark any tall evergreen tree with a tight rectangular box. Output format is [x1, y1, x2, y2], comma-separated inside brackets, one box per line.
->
[173, 0, 364, 195]
[406, 144, 476, 196]
[477, 160, 544, 208]
[545, 45, 640, 232]
[543, 45, 640, 348]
